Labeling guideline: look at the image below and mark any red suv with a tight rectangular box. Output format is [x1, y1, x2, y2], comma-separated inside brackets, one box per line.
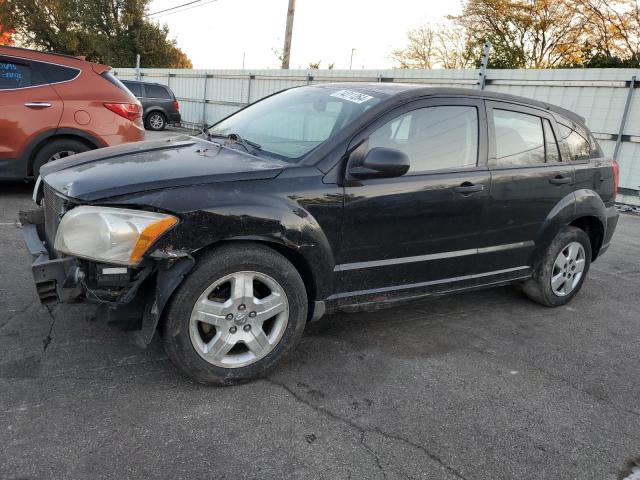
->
[0, 46, 144, 179]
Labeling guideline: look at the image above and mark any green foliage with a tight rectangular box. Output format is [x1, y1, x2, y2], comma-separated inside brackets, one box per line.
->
[0, 0, 192, 68]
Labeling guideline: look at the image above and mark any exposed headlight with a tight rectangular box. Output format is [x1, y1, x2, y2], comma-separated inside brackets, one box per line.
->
[54, 206, 178, 265]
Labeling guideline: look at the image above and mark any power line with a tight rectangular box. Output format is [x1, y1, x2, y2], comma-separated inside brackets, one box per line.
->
[145, 0, 204, 17]
[149, 0, 220, 19]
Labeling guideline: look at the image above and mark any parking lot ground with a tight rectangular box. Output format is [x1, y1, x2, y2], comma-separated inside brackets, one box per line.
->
[1, 180, 639, 480]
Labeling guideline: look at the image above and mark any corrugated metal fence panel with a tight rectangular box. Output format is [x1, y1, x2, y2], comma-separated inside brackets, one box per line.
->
[112, 67, 640, 203]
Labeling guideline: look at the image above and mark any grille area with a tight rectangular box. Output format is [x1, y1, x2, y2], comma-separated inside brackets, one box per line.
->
[43, 183, 66, 255]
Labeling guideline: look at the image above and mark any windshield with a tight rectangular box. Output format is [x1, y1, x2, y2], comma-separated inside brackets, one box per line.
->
[208, 86, 383, 162]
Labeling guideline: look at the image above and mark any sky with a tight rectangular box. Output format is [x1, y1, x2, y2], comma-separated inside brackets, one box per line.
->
[147, 0, 462, 69]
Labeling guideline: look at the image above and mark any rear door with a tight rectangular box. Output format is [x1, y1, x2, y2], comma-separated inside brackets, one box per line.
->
[483, 101, 574, 270]
[0, 55, 64, 174]
[339, 97, 491, 294]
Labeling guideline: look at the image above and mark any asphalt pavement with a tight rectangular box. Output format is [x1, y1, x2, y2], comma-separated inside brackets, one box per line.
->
[1, 144, 639, 479]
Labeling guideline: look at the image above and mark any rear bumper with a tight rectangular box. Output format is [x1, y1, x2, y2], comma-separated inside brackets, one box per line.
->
[599, 205, 620, 256]
[20, 208, 81, 303]
[167, 112, 181, 124]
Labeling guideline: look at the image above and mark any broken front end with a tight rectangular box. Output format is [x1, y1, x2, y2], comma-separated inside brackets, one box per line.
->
[21, 181, 193, 347]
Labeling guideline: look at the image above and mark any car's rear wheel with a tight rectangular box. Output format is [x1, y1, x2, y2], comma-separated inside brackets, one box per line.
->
[162, 243, 308, 385]
[145, 112, 166, 131]
[522, 226, 592, 307]
[32, 138, 90, 176]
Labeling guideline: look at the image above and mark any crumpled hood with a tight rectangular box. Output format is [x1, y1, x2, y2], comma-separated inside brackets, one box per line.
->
[40, 135, 287, 202]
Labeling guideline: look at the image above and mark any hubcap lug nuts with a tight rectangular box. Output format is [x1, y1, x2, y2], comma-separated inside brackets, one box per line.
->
[243, 324, 251, 332]
[238, 304, 246, 311]
[249, 311, 256, 318]
[229, 326, 237, 334]
[226, 314, 234, 320]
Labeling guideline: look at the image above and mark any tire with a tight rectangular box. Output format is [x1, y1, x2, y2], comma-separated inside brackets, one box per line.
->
[32, 138, 90, 177]
[522, 226, 592, 307]
[145, 112, 166, 131]
[162, 243, 308, 386]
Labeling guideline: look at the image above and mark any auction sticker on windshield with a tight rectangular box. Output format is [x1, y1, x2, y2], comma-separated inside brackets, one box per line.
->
[330, 89, 374, 104]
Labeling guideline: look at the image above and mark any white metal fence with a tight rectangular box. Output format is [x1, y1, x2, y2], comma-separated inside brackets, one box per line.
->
[113, 67, 640, 205]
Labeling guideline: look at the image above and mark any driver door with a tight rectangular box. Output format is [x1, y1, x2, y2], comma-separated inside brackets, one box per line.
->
[337, 97, 491, 295]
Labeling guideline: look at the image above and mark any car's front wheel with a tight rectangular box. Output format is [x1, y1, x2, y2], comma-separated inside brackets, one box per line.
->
[145, 112, 166, 131]
[162, 243, 308, 385]
[522, 226, 592, 307]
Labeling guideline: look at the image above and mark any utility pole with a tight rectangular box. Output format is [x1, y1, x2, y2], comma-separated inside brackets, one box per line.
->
[136, 54, 141, 80]
[281, 0, 295, 69]
[349, 48, 356, 70]
[477, 41, 491, 90]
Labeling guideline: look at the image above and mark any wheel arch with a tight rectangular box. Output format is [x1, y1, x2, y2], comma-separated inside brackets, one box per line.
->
[192, 236, 325, 321]
[21, 128, 104, 177]
[533, 189, 607, 265]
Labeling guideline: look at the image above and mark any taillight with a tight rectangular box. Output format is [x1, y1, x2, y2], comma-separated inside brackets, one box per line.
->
[612, 159, 620, 200]
[104, 102, 141, 121]
[172, 100, 179, 111]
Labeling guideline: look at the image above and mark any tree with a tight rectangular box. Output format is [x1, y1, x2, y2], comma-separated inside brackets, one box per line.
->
[450, 0, 587, 68]
[0, 0, 13, 45]
[392, 24, 476, 69]
[391, 25, 437, 68]
[0, 0, 192, 68]
[573, 0, 640, 66]
[0, 23, 12, 45]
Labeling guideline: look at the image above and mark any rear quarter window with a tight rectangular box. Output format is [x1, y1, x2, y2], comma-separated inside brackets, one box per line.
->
[558, 123, 596, 161]
[34, 62, 79, 84]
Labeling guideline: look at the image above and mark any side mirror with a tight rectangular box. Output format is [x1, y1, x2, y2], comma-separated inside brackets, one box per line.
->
[348, 147, 410, 180]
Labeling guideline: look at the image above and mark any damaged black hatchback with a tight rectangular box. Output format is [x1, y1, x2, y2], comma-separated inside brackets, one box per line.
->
[21, 84, 619, 385]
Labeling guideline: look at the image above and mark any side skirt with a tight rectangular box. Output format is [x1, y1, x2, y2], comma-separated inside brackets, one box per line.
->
[324, 266, 531, 313]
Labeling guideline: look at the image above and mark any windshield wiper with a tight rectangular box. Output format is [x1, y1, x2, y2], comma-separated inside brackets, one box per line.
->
[206, 132, 262, 154]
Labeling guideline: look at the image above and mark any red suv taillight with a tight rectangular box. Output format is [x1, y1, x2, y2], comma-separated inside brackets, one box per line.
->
[612, 159, 620, 200]
[104, 102, 142, 121]
[172, 100, 179, 111]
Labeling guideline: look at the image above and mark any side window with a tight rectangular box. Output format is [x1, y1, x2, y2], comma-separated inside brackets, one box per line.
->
[543, 119, 561, 163]
[493, 109, 545, 166]
[34, 61, 79, 84]
[146, 84, 172, 99]
[123, 81, 143, 97]
[0, 59, 32, 89]
[558, 124, 591, 161]
[368, 105, 478, 173]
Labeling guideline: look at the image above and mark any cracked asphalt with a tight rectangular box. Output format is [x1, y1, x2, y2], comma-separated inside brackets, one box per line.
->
[2, 177, 640, 479]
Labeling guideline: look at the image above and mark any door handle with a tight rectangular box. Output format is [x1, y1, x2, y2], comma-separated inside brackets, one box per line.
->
[549, 175, 572, 185]
[453, 182, 484, 194]
[24, 102, 52, 109]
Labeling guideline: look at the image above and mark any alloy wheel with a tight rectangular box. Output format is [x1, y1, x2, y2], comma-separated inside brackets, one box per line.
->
[551, 241, 586, 297]
[48, 150, 77, 162]
[149, 114, 164, 129]
[189, 271, 289, 368]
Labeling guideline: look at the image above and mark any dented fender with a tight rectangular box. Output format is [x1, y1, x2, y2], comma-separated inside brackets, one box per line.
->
[101, 172, 343, 301]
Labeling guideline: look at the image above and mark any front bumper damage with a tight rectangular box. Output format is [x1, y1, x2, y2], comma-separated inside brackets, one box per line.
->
[20, 208, 82, 303]
[20, 207, 194, 346]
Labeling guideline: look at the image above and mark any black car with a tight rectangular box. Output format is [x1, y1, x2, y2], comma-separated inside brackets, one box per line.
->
[21, 84, 619, 385]
[121, 79, 181, 131]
